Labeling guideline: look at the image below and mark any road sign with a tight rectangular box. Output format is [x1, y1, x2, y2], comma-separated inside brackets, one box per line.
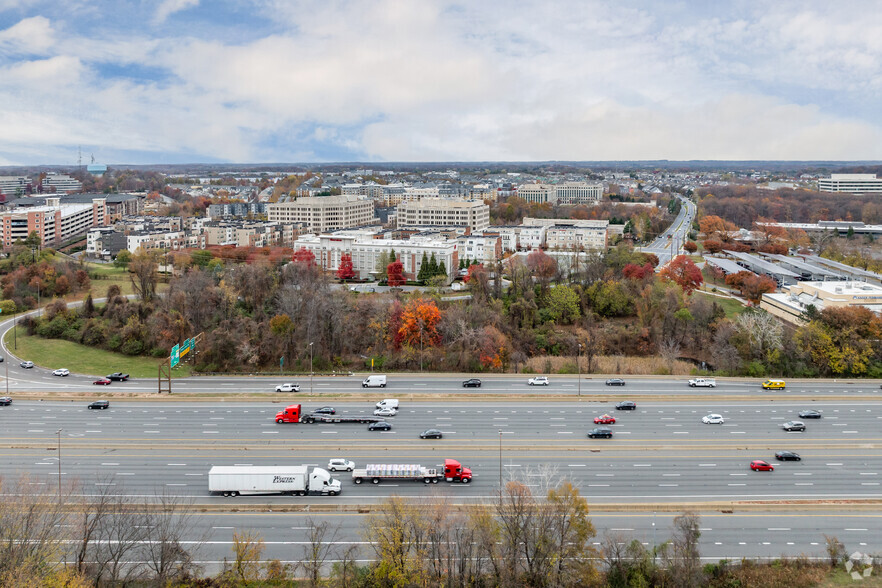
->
[180, 338, 191, 358]
[170, 344, 180, 368]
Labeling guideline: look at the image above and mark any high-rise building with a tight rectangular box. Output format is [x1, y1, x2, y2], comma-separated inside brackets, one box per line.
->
[396, 198, 490, 232]
[267, 195, 378, 233]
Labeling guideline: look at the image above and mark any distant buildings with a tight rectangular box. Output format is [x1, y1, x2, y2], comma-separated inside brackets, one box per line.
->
[267, 195, 378, 232]
[517, 182, 603, 205]
[42, 173, 83, 194]
[762, 281, 882, 325]
[207, 202, 267, 219]
[0, 176, 29, 197]
[1, 196, 108, 248]
[396, 198, 490, 232]
[818, 174, 882, 194]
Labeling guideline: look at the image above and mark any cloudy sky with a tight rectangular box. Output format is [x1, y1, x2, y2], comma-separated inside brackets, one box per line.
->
[1, 0, 881, 165]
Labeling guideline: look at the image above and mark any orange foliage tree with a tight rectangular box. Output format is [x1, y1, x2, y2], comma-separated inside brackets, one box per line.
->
[725, 271, 777, 304]
[659, 255, 703, 295]
[699, 215, 738, 241]
[397, 298, 442, 348]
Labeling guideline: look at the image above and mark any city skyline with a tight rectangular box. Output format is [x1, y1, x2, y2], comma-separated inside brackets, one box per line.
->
[1, 0, 881, 165]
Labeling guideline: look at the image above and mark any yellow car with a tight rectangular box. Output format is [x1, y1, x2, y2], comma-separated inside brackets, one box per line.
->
[762, 379, 786, 390]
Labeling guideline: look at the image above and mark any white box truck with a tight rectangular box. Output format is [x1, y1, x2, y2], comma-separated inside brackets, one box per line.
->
[208, 465, 341, 497]
[362, 374, 387, 388]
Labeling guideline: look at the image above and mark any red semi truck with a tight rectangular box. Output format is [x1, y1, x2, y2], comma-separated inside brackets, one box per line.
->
[275, 404, 382, 424]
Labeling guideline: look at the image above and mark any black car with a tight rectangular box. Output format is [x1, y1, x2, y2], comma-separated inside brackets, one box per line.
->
[88, 400, 110, 410]
[798, 410, 822, 419]
[106, 372, 130, 382]
[587, 427, 613, 439]
[606, 378, 626, 386]
[615, 401, 637, 410]
[775, 451, 801, 461]
[368, 421, 392, 431]
[0, 396, 11, 406]
[462, 378, 482, 388]
[420, 429, 443, 439]
[312, 406, 336, 415]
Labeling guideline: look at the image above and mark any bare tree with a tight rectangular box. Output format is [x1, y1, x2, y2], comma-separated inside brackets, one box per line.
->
[658, 336, 681, 373]
[72, 479, 117, 576]
[227, 530, 265, 583]
[300, 517, 340, 587]
[666, 511, 703, 588]
[142, 491, 206, 585]
[129, 248, 159, 302]
[736, 309, 783, 361]
[90, 495, 149, 585]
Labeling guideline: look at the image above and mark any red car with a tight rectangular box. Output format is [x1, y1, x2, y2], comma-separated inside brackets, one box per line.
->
[750, 460, 774, 472]
[93, 377, 112, 386]
[594, 414, 616, 425]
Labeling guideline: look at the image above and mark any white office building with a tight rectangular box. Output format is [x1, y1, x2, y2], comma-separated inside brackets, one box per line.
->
[0, 175, 29, 197]
[396, 198, 490, 232]
[267, 195, 378, 233]
[818, 174, 882, 194]
[42, 173, 83, 194]
[517, 182, 603, 205]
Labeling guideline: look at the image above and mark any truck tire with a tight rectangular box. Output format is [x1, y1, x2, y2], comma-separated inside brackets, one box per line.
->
[354, 478, 363, 484]
[230, 491, 239, 497]
[424, 478, 431, 484]
[431, 478, 438, 483]
[461, 478, 471, 484]
[276, 418, 283, 423]
[299, 491, 307, 496]
[372, 478, 380, 484]
[329, 490, 338, 496]
[381, 383, 386, 387]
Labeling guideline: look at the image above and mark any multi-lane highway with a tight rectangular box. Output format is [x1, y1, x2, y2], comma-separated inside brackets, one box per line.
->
[641, 194, 696, 266]
[3, 399, 880, 504]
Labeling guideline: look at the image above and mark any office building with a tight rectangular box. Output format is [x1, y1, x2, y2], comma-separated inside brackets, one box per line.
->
[818, 174, 882, 194]
[267, 195, 378, 233]
[396, 198, 490, 232]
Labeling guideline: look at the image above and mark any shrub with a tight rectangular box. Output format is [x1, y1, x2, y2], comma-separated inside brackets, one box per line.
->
[106, 334, 122, 351]
[121, 338, 144, 356]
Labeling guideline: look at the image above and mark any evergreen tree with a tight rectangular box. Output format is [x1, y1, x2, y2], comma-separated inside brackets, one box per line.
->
[417, 252, 429, 282]
[438, 260, 447, 279]
[428, 253, 439, 276]
[459, 258, 465, 270]
[389, 248, 396, 262]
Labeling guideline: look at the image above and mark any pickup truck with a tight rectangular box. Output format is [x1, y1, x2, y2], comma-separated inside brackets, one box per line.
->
[688, 378, 716, 388]
[106, 372, 129, 381]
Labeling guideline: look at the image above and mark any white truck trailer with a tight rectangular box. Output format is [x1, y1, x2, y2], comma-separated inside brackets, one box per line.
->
[208, 465, 342, 497]
[352, 463, 440, 485]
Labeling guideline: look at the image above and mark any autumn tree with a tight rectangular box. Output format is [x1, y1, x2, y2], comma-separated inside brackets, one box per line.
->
[292, 247, 316, 267]
[659, 255, 703, 295]
[129, 248, 159, 302]
[386, 259, 405, 288]
[702, 239, 723, 254]
[336, 253, 355, 280]
[398, 298, 442, 348]
[726, 271, 777, 304]
[698, 215, 738, 241]
[683, 240, 698, 253]
[622, 262, 654, 281]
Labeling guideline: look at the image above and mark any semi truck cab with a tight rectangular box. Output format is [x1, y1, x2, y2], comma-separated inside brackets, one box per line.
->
[275, 404, 303, 423]
[443, 458, 472, 483]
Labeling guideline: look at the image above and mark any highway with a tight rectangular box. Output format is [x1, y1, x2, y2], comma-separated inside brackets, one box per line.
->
[2, 400, 880, 505]
[641, 194, 696, 266]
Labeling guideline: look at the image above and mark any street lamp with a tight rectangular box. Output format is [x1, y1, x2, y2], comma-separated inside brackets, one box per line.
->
[498, 430, 503, 496]
[577, 343, 582, 400]
[309, 342, 314, 395]
[56, 428, 62, 500]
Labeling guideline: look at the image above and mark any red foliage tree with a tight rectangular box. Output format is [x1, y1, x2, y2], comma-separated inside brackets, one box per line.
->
[702, 239, 723, 254]
[387, 260, 405, 288]
[641, 253, 660, 268]
[292, 247, 316, 266]
[336, 253, 355, 280]
[683, 240, 698, 253]
[758, 242, 788, 255]
[622, 262, 655, 281]
[725, 271, 776, 304]
[659, 255, 703, 295]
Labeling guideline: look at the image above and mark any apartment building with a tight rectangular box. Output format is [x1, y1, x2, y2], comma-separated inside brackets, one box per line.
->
[818, 174, 882, 194]
[545, 224, 608, 250]
[293, 233, 457, 281]
[1, 197, 107, 248]
[207, 202, 268, 219]
[267, 195, 378, 232]
[202, 220, 295, 247]
[457, 233, 502, 265]
[396, 198, 490, 232]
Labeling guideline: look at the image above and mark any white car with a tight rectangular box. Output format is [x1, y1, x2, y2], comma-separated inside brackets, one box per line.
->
[327, 458, 355, 472]
[274, 383, 300, 393]
[702, 414, 725, 424]
[373, 407, 398, 417]
[53, 368, 70, 377]
[528, 376, 549, 386]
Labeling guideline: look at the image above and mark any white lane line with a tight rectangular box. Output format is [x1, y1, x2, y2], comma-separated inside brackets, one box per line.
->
[698, 464, 716, 467]
[27, 429, 44, 432]
[793, 473, 812, 476]
[730, 473, 747, 476]
[85, 430, 102, 433]
[859, 473, 877, 476]
[673, 431, 689, 434]
[795, 483, 814, 486]
[633, 464, 651, 467]
[203, 431, 218, 434]
[845, 528, 868, 531]
[320, 431, 337, 434]
[860, 483, 880, 486]
[144, 431, 160, 434]
[503, 464, 522, 467]
[166, 483, 186, 486]
[827, 463, 843, 466]
[659, 484, 678, 487]
[662, 474, 680, 477]
[557, 431, 573, 434]
[843, 431, 859, 434]
[728, 483, 746, 486]
[117, 473, 134, 476]
[767, 528, 791, 531]
[568, 464, 586, 467]
[101, 463, 120, 466]
[589, 484, 610, 487]
[167, 463, 187, 466]
[184, 473, 203, 476]
[234, 464, 253, 466]
[596, 474, 614, 477]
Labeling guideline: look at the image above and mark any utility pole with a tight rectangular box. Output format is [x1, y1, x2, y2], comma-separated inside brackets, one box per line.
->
[309, 342, 314, 395]
[578, 343, 582, 400]
[498, 431, 503, 497]
[56, 429, 62, 501]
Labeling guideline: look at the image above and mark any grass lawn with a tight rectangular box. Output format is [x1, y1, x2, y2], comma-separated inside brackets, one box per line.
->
[693, 290, 747, 319]
[83, 262, 137, 298]
[3, 330, 191, 378]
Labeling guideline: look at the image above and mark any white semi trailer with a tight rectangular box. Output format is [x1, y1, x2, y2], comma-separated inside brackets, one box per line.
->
[208, 465, 342, 497]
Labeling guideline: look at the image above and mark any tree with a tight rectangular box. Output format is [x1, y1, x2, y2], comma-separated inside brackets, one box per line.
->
[683, 240, 698, 253]
[659, 255, 703, 295]
[293, 247, 316, 267]
[666, 512, 702, 588]
[113, 250, 132, 268]
[417, 252, 430, 282]
[398, 298, 442, 348]
[698, 215, 737, 240]
[527, 249, 557, 293]
[336, 253, 355, 280]
[702, 239, 723, 254]
[129, 249, 159, 302]
[622, 262, 654, 281]
[386, 260, 404, 288]
[544, 285, 580, 324]
[190, 249, 213, 267]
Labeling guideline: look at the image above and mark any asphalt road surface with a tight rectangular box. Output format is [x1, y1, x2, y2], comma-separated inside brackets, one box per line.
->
[2, 400, 880, 505]
[640, 194, 696, 266]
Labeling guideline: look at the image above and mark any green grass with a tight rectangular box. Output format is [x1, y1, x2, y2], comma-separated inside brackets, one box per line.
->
[3, 330, 191, 378]
[693, 290, 747, 319]
[83, 262, 137, 298]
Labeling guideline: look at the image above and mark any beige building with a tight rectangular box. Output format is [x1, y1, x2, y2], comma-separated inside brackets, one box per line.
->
[761, 281, 882, 325]
[397, 198, 490, 232]
[517, 182, 603, 205]
[267, 195, 378, 233]
[1, 197, 107, 248]
[518, 184, 556, 204]
[545, 223, 608, 251]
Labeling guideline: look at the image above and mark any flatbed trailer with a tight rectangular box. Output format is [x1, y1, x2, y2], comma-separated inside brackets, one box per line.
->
[352, 459, 472, 485]
[275, 404, 382, 424]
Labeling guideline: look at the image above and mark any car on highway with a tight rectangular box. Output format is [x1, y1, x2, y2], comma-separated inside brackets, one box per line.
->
[106, 372, 130, 382]
[92, 377, 112, 386]
[368, 421, 392, 431]
[420, 429, 443, 439]
[327, 458, 354, 472]
[594, 414, 616, 424]
[53, 368, 70, 377]
[688, 378, 716, 387]
[275, 383, 301, 393]
[528, 376, 549, 386]
[587, 427, 613, 439]
[750, 460, 774, 471]
[374, 407, 397, 417]
[702, 414, 725, 424]
[0, 396, 11, 406]
[88, 400, 110, 410]
[615, 401, 637, 410]
[312, 406, 336, 415]
[775, 451, 801, 461]
[798, 409, 822, 419]
[0, 356, 3, 362]
[762, 379, 786, 390]
[462, 378, 482, 388]
[782, 420, 806, 432]
[20, 360, 34, 369]
[605, 378, 626, 386]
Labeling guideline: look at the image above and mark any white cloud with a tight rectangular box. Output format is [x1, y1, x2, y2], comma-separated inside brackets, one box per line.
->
[154, 0, 199, 24]
[0, 15, 54, 54]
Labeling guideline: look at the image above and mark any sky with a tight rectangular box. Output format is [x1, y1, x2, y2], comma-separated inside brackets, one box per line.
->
[1, 0, 882, 165]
